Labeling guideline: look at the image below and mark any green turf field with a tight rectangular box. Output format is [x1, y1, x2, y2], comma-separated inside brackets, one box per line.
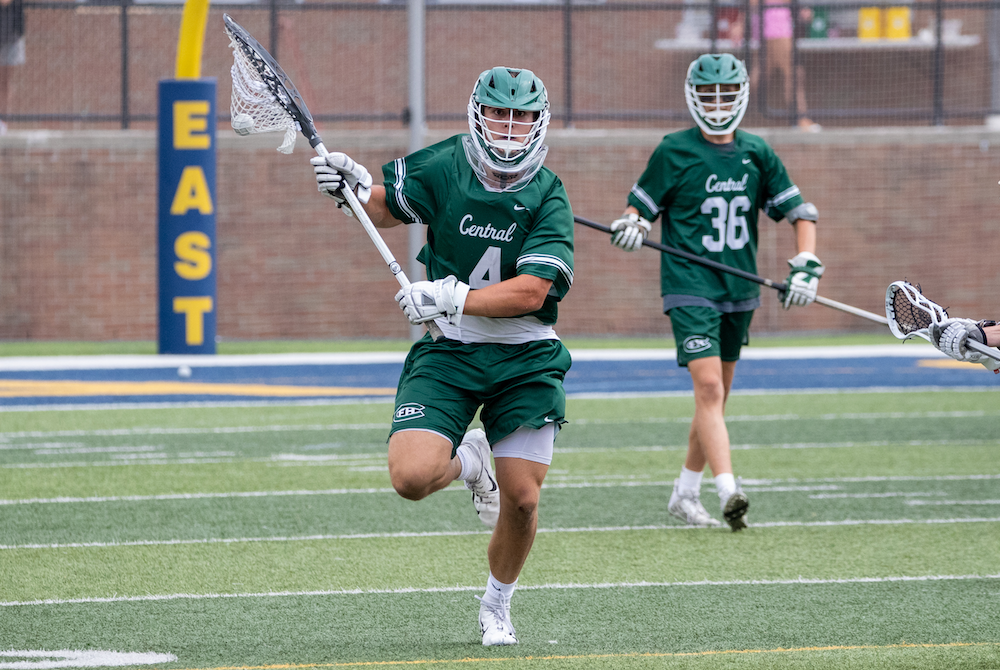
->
[1, 390, 998, 669]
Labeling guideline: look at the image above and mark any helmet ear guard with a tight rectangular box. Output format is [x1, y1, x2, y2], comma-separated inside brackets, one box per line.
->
[466, 66, 551, 193]
[685, 53, 749, 135]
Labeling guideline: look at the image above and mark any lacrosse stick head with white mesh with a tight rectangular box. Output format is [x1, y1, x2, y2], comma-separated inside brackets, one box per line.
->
[884, 281, 949, 342]
[224, 14, 318, 155]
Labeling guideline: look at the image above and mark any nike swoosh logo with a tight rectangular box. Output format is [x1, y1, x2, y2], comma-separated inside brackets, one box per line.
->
[514, 204, 528, 211]
[742, 158, 752, 164]
[543, 416, 555, 423]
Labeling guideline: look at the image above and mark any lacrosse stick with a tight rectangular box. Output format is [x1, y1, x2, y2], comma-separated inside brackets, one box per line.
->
[885, 280, 1000, 362]
[223, 14, 443, 341]
[575, 215, 888, 326]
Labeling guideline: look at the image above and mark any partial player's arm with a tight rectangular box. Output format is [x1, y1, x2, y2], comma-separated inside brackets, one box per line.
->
[781, 204, 823, 310]
[395, 274, 553, 328]
[930, 318, 1000, 372]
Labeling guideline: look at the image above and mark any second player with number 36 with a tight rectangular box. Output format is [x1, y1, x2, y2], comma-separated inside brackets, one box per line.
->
[609, 53, 823, 531]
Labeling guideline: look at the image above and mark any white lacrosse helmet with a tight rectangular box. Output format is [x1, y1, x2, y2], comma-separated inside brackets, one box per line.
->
[466, 66, 551, 192]
[684, 53, 750, 136]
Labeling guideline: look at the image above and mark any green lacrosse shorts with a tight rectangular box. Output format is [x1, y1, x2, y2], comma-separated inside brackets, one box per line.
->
[390, 336, 572, 452]
[668, 305, 754, 367]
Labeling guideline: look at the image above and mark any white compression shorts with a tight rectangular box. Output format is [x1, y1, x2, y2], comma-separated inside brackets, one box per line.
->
[492, 422, 557, 466]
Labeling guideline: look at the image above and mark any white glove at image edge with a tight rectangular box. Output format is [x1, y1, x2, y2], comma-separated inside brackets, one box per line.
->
[782, 251, 824, 310]
[929, 318, 999, 371]
[395, 276, 471, 328]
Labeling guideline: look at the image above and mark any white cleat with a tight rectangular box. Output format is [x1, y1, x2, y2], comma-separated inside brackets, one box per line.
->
[462, 429, 499, 528]
[478, 595, 518, 646]
[668, 481, 722, 528]
[720, 479, 750, 532]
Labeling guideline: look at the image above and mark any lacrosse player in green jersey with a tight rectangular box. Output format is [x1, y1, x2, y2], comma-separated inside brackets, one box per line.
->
[310, 67, 573, 646]
[609, 53, 823, 531]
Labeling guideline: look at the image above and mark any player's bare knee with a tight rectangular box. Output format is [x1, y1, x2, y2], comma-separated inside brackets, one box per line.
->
[388, 466, 435, 501]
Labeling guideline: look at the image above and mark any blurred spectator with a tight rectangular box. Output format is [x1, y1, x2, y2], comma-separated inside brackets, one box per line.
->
[732, 0, 820, 130]
[0, 0, 24, 134]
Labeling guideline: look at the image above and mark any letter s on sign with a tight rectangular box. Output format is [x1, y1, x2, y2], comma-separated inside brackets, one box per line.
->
[174, 231, 212, 280]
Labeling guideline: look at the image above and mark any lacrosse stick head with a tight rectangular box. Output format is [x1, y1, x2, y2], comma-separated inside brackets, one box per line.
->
[224, 14, 317, 154]
[885, 281, 948, 342]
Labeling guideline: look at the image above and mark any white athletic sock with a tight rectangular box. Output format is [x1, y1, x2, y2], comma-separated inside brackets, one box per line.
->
[715, 472, 736, 501]
[455, 442, 480, 482]
[482, 572, 517, 607]
[678, 467, 703, 493]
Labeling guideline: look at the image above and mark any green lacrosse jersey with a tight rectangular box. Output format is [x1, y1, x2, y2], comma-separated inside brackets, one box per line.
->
[382, 135, 574, 326]
[628, 128, 804, 304]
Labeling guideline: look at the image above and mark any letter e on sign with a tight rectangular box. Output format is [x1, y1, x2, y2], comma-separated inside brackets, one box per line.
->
[174, 101, 211, 149]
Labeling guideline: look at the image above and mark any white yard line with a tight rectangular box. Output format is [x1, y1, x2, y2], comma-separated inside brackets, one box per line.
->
[3, 517, 999, 551]
[3, 572, 997, 608]
[4, 473, 997, 506]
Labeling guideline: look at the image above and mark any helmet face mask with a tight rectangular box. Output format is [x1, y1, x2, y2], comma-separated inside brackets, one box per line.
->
[685, 53, 749, 136]
[466, 66, 551, 192]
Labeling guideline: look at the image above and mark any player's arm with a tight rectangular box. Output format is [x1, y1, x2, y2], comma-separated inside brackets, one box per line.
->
[781, 204, 823, 310]
[988, 325, 1000, 348]
[465, 275, 553, 317]
[396, 274, 553, 327]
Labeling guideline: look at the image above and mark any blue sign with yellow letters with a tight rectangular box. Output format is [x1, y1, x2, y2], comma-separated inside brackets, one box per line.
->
[158, 79, 217, 354]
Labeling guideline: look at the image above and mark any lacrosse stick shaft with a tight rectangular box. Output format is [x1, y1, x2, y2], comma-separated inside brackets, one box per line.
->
[314, 143, 444, 342]
[968, 339, 1000, 362]
[575, 215, 888, 326]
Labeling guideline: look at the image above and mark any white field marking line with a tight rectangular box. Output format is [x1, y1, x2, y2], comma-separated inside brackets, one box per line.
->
[811, 492, 947, 499]
[0, 408, 995, 443]
[0, 346, 948, 372]
[0, 398, 396, 413]
[906, 500, 1000, 506]
[5, 517, 1000, 551]
[0, 650, 177, 669]
[0, 482, 848, 506]
[6, 386, 1000, 413]
[4, 573, 998, 608]
[568, 386, 1000, 400]
[5, 473, 997, 506]
[7, 438, 990, 469]
[0, 423, 390, 441]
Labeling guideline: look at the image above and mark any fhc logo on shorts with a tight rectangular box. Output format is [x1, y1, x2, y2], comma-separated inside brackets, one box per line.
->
[394, 402, 426, 422]
[683, 335, 712, 353]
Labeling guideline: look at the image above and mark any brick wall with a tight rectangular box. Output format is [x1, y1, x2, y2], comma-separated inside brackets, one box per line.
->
[1, 126, 998, 341]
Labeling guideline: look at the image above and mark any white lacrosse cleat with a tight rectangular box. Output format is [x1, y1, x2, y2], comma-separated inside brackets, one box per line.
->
[668, 481, 722, 527]
[478, 595, 518, 646]
[461, 429, 499, 528]
[720, 479, 750, 532]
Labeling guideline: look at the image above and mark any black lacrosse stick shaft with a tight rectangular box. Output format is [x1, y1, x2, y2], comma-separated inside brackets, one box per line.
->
[574, 215, 788, 293]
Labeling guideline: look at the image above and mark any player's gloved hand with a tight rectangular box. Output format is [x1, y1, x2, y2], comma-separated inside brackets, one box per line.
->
[395, 276, 470, 328]
[781, 251, 824, 309]
[609, 212, 652, 252]
[929, 318, 1000, 372]
[310, 153, 372, 216]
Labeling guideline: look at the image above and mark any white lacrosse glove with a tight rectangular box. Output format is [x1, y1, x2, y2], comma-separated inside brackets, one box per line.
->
[395, 276, 470, 328]
[782, 251, 825, 309]
[609, 212, 652, 252]
[310, 153, 373, 215]
[929, 318, 1000, 371]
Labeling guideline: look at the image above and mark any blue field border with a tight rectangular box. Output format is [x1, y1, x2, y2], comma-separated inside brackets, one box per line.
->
[0, 345, 996, 410]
